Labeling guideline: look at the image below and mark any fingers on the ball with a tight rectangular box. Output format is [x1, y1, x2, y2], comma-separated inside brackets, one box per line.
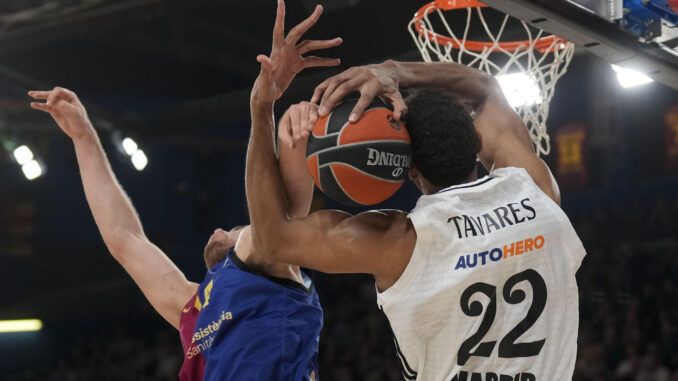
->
[321, 79, 363, 117]
[297, 102, 309, 135]
[286, 5, 323, 45]
[394, 104, 408, 121]
[319, 78, 350, 114]
[329, 78, 363, 107]
[390, 93, 408, 121]
[350, 92, 376, 123]
[308, 103, 319, 124]
[304, 110, 316, 137]
[311, 82, 328, 103]
[297, 38, 342, 55]
[313, 71, 348, 104]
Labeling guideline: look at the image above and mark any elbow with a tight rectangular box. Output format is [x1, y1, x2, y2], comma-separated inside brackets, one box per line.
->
[105, 232, 127, 261]
[106, 230, 144, 263]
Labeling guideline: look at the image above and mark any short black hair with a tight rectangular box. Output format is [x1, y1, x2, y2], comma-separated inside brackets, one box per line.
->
[404, 89, 479, 189]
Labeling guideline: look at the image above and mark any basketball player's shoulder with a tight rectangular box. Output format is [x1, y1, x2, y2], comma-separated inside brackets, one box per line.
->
[357, 210, 416, 285]
[489, 165, 527, 178]
[355, 209, 411, 229]
[490, 166, 537, 187]
[354, 209, 415, 245]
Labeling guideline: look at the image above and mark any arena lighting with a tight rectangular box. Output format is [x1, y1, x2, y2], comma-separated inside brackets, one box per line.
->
[119, 136, 147, 171]
[495, 72, 543, 108]
[611, 64, 654, 88]
[21, 160, 43, 180]
[121, 137, 138, 156]
[13, 145, 34, 165]
[12, 144, 44, 180]
[131, 150, 148, 171]
[0, 319, 43, 333]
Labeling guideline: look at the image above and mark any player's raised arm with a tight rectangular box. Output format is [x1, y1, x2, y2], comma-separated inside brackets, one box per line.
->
[247, 1, 414, 288]
[29, 88, 196, 330]
[312, 61, 561, 204]
[247, 0, 339, 245]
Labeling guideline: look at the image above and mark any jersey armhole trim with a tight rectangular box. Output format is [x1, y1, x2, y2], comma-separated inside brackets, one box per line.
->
[507, 166, 588, 270]
[376, 211, 430, 307]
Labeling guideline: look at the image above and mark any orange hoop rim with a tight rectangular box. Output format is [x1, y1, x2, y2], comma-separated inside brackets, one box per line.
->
[413, 0, 569, 53]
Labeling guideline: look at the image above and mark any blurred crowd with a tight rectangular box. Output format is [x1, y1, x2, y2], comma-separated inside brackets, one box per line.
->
[571, 194, 678, 381]
[7, 328, 182, 381]
[5, 194, 678, 380]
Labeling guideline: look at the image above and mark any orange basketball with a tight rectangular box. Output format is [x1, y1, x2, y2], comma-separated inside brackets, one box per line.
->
[306, 99, 411, 206]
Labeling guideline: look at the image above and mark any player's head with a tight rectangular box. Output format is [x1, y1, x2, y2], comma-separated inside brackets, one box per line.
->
[404, 89, 480, 194]
[203, 225, 247, 269]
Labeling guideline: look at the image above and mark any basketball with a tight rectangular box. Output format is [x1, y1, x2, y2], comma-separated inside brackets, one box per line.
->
[306, 99, 411, 206]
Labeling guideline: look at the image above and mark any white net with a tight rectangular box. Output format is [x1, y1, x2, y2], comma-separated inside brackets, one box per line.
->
[408, 2, 575, 156]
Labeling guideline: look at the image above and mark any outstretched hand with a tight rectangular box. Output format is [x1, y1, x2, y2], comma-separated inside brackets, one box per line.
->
[253, 0, 342, 104]
[29, 87, 93, 140]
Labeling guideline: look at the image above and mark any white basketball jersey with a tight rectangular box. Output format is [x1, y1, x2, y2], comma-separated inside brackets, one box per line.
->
[377, 167, 586, 381]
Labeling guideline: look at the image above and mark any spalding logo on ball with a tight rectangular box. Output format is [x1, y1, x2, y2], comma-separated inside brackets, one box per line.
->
[306, 99, 411, 206]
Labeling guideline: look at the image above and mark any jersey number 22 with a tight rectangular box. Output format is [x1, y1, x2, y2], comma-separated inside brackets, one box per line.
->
[458, 269, 547, 366]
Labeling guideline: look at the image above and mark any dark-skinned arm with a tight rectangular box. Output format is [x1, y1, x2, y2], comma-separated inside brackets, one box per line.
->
[312, 60, 561, 204]
[246, 1, 415, 290]
[246, 0, 340, 255]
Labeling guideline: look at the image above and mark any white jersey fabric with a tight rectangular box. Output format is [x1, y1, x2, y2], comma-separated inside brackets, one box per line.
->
[377, 167, 586, 381]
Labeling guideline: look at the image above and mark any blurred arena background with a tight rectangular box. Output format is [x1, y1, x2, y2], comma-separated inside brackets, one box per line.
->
[0, 0, 677, 380]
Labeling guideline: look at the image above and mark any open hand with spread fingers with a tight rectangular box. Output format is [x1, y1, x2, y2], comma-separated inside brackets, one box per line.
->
[29, 87, 94, 141]
[253, 0, 342, 104]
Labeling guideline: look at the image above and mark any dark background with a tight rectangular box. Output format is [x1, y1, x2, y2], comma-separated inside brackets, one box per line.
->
[0, 0, 677, 380]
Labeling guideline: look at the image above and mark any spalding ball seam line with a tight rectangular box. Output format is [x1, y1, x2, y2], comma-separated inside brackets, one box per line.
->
[323, 110, 331, 135]
[328, 164, 361, 206]
[306, 140, 412, 159]
[319, 162, 405, 183]
[311, 107, 392, 139]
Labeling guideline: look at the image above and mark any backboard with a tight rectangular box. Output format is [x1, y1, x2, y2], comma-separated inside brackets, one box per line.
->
[477, 0, 678, 89]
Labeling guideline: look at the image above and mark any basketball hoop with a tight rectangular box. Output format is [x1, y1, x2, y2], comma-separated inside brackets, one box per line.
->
[408, 0, 575, 156]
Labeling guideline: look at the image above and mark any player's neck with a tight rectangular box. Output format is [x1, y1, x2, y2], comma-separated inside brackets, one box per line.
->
[428, 168, 479, 194]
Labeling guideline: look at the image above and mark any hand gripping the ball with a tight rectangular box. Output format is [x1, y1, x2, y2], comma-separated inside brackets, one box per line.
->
[311, 60, 408, 124]
[279, 102, 319, 149]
